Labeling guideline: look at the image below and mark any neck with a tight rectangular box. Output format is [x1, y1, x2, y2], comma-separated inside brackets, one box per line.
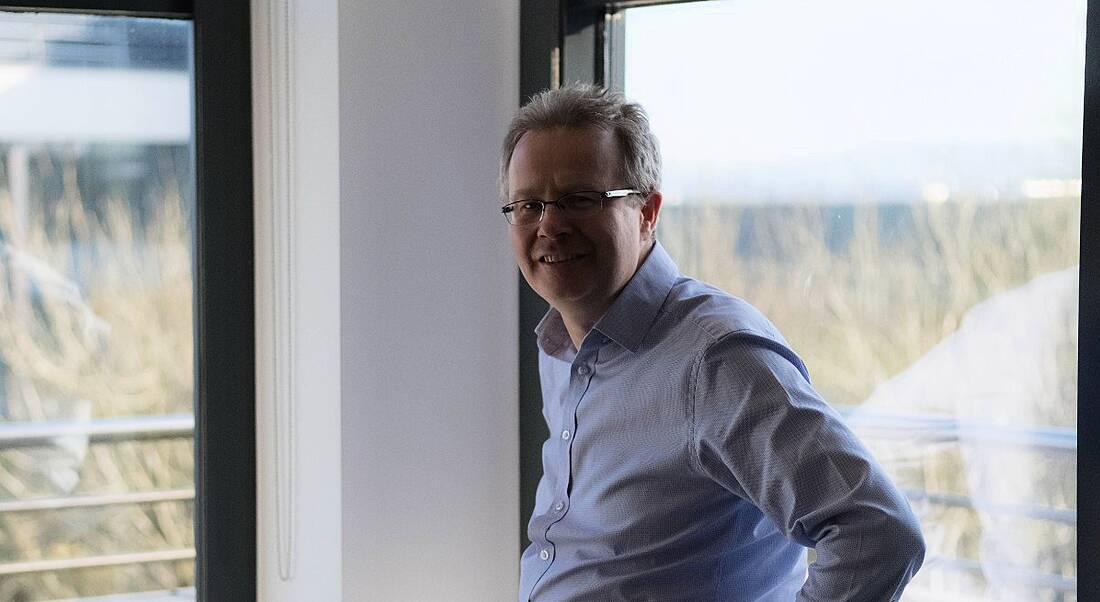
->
[556, 240, 658, 350]
[559, 310, 602, 350]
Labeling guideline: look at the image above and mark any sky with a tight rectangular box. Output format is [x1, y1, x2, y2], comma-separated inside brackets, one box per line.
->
[623, 0, 1087, 204]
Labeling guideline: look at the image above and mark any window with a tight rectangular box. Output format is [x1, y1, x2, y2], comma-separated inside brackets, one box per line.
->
[618, 1, 1081, 598]
[0, 2, 253, 600]
[521, 0, 1095, 599]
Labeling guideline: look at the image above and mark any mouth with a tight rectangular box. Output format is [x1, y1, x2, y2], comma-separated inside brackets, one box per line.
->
[539, 253, 586, 265]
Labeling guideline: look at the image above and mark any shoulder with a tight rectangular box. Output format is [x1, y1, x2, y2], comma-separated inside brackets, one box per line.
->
[662, 276, 810, 383]
[664, 276, 790, 348]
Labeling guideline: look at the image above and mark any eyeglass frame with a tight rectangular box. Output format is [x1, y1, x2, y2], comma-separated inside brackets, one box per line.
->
[500, 188, 645, 226]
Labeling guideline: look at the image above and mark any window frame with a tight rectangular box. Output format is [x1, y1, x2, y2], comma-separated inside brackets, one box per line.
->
[0, 2, 256, 600]
[520, 1, 1099, 598]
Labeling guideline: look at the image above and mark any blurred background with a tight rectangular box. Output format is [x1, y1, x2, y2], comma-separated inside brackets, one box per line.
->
[0, 0, 1087, 599]
[0, 12, 196, 600]
[620, 0, 1081, 599]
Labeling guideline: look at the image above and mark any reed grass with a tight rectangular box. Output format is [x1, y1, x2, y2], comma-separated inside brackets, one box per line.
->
[0, 157, 1081, 598]
[661, 197, 1079, 600]
[0, 155, 194, 600]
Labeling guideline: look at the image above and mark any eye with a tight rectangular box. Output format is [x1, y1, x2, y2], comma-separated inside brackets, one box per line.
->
[516, 201, 543, 214]
[560, 194, 599, 211]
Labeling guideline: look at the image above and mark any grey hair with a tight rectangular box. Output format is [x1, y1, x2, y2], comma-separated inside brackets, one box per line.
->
[499, 83, 662, 201]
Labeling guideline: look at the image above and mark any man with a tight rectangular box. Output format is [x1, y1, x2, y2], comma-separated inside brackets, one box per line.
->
[502, 84, 925, 601]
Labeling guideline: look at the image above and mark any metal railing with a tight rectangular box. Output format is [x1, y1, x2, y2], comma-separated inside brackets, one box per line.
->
[0, 413, 193, 449]
[0, 413, 195, 580]
[836, 404, 1077, 595]
[835, 404, 1078, 451]
[0, 408, 1080, 595]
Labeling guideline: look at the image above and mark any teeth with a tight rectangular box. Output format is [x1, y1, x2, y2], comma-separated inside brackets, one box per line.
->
[542, 254, 580, 264]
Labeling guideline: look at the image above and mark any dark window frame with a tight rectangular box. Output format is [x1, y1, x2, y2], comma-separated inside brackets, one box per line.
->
[520, 1, 1098, 598]
[0, 0, 189, 17]
[0, 2, 256, 600]
[517, 1, 557, 556]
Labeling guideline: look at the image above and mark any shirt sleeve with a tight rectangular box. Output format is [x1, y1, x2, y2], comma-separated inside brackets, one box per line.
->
[689, 331, 926, 602]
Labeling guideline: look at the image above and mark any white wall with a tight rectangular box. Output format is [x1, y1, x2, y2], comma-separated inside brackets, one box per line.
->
[256, 1, 519, 599]
[338, 1, 520, 600]
[255, 0, 344, 600]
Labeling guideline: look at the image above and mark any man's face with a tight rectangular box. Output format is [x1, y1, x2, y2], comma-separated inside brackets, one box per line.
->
[506, 126, 660, 318]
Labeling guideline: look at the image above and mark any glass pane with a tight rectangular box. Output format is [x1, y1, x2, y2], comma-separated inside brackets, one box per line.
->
[0, 12, 195, 600]
[621, 0, 1080, 599]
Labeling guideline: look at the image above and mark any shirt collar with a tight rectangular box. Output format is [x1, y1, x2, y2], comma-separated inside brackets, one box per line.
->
[534, 241, 680, 356]
[534, 306, 574, 359]
[593, 241, 679, 353]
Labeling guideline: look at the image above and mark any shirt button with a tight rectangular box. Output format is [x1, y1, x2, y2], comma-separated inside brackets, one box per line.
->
[554, 501, 564, 512]
[577, 365, 590, 375]
[539, 549, 550, 561]
[561, 430, 572, 440]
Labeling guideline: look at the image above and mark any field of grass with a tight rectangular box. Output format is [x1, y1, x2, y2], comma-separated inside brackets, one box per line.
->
[660, 198, 1079, 600]
[661, 199, 1079, 413]
[0, 159, 194, 600]
[0, 160, 1081, 599]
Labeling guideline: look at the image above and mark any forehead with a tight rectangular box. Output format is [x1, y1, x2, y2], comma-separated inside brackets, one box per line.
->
[508, 126, 622, 196]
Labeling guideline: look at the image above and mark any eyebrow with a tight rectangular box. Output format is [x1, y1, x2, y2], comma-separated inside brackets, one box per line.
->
[511, 186, 601, 201]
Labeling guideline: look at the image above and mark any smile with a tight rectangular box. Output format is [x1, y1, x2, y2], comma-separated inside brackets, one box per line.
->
[540, 254, 585, 264]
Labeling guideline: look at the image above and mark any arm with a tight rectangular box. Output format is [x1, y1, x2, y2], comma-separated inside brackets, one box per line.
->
[690, 332, 925, 601]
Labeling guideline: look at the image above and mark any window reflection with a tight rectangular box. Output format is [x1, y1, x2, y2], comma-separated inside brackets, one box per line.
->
[621, 0, 1081, 598]
[0, 11, 196, 600]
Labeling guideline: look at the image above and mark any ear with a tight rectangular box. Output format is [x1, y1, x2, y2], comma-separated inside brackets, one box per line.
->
[639, 190, 663, 241]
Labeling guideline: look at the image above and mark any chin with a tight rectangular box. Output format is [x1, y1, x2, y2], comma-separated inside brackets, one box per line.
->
[551, 286, 608, 312]
[531, 282, 581, 305]
[541, 287, 585, 306]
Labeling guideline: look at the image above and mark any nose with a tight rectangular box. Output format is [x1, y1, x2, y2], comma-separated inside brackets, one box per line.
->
[536, 202, 572, 239]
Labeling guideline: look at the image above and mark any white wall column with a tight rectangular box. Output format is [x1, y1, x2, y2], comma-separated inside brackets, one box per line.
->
[254, 0, 342, 599]
[338, 0, 520, 599]
[256, 1, 519, 599]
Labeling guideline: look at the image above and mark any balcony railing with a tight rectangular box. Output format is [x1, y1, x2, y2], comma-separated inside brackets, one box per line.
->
[836, 404, 1077, 595]
[0, 413, 194, 585]
[0, 408, 1079, 596]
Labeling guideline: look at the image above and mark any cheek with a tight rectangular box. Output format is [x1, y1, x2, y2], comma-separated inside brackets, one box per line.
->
[509, 230, 532, 264]
[606, 222, 641, 259]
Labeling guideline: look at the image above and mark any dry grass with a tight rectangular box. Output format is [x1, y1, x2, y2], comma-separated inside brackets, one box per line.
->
[661, 200, 1079, 412]
[660, 197, 1079, 599]
[0, 154, 1081, 599]
[0, 156, 194, 600]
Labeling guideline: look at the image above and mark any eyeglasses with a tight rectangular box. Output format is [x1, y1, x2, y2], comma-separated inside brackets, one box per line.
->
[501, 189, 643, 226]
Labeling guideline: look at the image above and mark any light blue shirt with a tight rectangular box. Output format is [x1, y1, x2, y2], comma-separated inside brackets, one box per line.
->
[520, 242, 925, 601]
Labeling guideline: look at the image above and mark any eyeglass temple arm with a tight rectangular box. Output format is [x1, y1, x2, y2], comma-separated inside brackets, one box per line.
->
[604, 188, 643, 198]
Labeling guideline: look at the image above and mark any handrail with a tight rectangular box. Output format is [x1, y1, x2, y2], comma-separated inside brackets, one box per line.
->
[55, 587, 196, 602]
[0, 413, 193, 448]
[924, 555, 1077, 593]
[833, 405, 1078, 592]
[0, 549, 196, 576]
[0, 414, 198, 579]
[902, 488, 1077, 525]
[835, 405, 1078, 450]
[0, 488, 194, 513]
[0, 408, 1076, 450]
[0, 410, 1078, 592]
